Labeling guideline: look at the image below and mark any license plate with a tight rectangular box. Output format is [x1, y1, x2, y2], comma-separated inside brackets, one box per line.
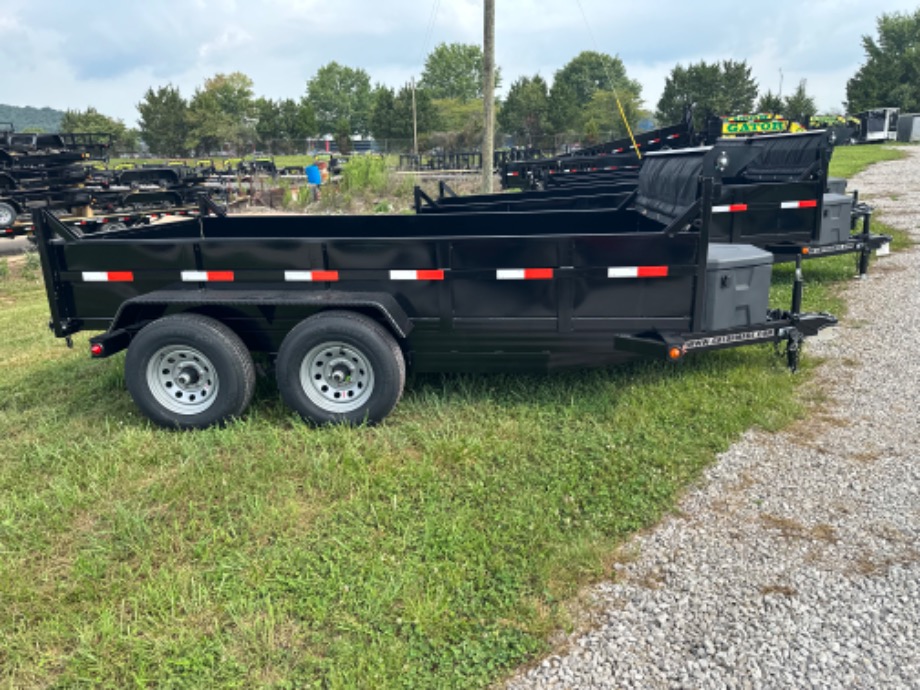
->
[876, 241, 890, 257]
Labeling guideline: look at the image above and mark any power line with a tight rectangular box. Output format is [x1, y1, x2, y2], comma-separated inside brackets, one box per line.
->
[573, 0, 642, 158]
[418, 0, 442, 73]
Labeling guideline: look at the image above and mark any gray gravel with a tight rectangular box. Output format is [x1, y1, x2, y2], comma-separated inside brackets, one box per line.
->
[505, 148, 920, 690]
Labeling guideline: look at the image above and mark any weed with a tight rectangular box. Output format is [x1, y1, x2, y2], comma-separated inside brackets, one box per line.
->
[20, 248, 40, 281]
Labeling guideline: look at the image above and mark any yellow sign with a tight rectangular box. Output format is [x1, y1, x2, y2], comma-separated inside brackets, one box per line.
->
[723, 120, 787, 134]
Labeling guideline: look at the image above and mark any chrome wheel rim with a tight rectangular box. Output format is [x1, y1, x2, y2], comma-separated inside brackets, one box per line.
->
[146, 345, 218, 415]
[300, 341, 374, 413]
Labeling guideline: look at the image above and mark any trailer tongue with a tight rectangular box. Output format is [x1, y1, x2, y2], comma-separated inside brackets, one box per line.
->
[35, 155, 836, 429]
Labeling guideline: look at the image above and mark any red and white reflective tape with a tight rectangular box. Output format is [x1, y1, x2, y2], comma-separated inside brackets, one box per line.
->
[666, 133, 681, 139]
[509, 171, 520, 177]
[284, 270, 339, 282]
[647, 138, 661, 145]
[390, 269, 444, 281]
[82, 271, 134, 282]
[181, 270, 234, 282]
[496, 268, 554, 280]
[614, 148, 624, 153]
[712, 204, 748, 214]
[780, 199, 818, 209]
[607, 266, 669, 279]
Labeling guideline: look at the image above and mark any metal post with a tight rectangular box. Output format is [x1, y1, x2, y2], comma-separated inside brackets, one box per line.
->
[481, 0, 495, 193]
[792, 253, 803, 316]
[412, 78, 419, 157]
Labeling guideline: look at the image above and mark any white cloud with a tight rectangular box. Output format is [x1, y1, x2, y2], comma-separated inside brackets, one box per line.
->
[1, 0, 916, 126]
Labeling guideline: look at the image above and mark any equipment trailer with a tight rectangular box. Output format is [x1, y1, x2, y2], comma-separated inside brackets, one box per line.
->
[35, 166, 836, 430]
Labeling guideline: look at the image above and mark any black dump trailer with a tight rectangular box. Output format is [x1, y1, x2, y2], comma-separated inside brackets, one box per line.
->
[499, 118, 692, 190]
[425, 132, 890, 274]
[35, 158, 836, 430]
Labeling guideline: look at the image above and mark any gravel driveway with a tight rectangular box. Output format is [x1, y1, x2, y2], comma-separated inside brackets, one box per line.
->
[506, 148, 920, 690]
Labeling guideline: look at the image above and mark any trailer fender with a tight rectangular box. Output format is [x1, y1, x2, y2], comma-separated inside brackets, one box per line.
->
[107, 288, 413, 345]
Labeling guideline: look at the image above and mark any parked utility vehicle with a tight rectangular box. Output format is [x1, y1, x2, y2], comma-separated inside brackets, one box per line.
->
[35, 152, 836, 430]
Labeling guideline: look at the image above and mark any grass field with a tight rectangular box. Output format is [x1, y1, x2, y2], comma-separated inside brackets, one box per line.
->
[0, 146, 910, 689]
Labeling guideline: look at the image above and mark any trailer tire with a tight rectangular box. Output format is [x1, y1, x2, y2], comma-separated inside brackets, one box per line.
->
[125, 314, 255, 429]
[276, 311, 405, 426]
[0, 202, 17, 229]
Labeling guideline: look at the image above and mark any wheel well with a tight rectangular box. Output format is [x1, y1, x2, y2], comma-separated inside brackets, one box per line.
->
[114, 302, 408, 356]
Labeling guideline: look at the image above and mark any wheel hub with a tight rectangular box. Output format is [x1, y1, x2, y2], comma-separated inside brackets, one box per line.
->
[301, 342, 374, 412]
[147, 346, 219, 415]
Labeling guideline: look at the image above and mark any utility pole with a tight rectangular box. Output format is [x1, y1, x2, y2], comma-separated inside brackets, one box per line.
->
[411, 77, 419, 157]
[481, 0, 495, 193]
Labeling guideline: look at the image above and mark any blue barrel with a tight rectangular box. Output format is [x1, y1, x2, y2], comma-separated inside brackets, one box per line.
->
[305, 164, 321, 185]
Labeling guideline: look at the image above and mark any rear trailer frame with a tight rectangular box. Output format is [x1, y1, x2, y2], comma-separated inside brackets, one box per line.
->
[35, 173, 836, 429]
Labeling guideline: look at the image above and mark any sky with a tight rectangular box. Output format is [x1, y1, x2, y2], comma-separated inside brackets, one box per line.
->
[0, 0, 916, 127]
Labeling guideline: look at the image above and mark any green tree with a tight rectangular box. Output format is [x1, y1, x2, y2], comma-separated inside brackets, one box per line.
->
[202, 72, 255, 121]
[60, 107, 134, 154]
[547, 79, 581, 134]
[306, 62, 373, 135]
[551, 51, 641, 110]
[419, 42, 501, 101]
[0, 104, 64, 132]
[847, 9, 920, 113]
[656, 60, 758, 127]
[279, 98, 316, 143]
[581, 90, 642, 140]
[187, 72, 256, 155]
[498, 75, 549, 144]
[783, 80, 818, 125]
[253, 97, 282, 150]
[756, 89, 784, 114]
[548, 51, 642, 134]
[397, 85, 439, 138]
[370, 86, 399, 140]
[137, 85, 189, 157]
[431, 97, 479, 132]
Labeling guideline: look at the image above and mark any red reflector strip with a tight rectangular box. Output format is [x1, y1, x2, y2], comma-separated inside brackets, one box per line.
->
[497, 268, 554, 280]
[712, 204, 748, 214]
[648, 138, 661, 144]
[284, 270, 339, 282]
[667, 133, 680, 139]
[614, 148, 624, 153]
[181, 271, 234, 282]
[82, 271, 134, 282]
[509, 171, 519, 176]
[390, 269, 445, 281]
[607, 266, 669, 279]
[781, 199, 818, 209]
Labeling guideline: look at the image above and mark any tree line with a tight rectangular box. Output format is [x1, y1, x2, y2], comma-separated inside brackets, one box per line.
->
[55, 8, 920, 156]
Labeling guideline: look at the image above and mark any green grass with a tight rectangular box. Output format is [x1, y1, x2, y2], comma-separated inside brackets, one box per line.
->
[0, 144, 906, 689]
[828, 142, 908, 178]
